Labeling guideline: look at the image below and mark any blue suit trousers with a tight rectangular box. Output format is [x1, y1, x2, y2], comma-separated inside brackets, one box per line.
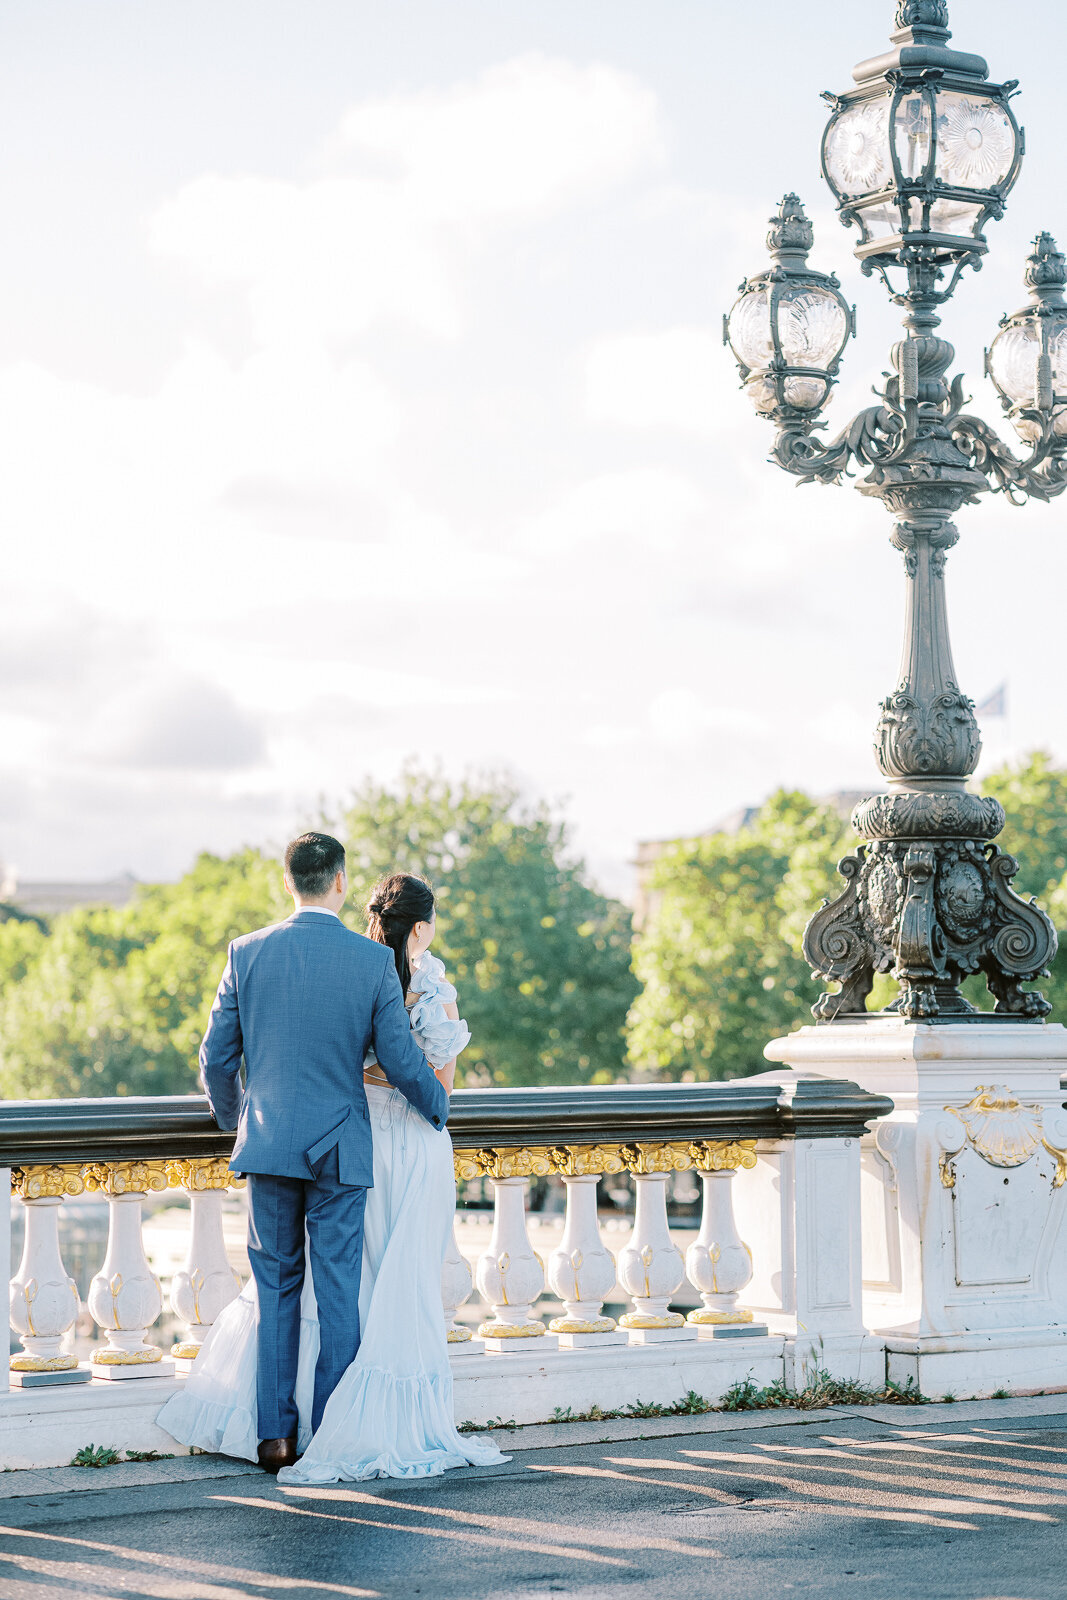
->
[247, 1146, 367, 1439]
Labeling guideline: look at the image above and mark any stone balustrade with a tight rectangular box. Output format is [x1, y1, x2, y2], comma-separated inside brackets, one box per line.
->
[0, 1079, 892, 1469]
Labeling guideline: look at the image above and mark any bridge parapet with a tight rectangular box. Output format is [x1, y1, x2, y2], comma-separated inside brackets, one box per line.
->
[0, 1078, 892, 1469]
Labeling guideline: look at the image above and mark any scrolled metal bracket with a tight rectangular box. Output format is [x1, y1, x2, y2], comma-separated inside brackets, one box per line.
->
[950, 410, 1067, 504]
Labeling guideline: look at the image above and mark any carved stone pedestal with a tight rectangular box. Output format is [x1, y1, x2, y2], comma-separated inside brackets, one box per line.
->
[767, 1020, 1067, 1398]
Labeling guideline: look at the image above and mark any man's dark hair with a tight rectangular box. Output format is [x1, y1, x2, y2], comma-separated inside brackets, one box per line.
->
[285, 832, 346, 898]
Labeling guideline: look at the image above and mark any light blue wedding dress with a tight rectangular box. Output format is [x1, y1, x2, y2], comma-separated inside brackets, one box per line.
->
[157, 951, 508, 1482]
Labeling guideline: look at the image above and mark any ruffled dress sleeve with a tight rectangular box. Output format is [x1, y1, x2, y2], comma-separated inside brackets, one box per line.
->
[406, 950, 471, 1069]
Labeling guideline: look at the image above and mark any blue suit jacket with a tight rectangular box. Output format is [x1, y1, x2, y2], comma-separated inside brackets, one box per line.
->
[199, 910, 450, 1185]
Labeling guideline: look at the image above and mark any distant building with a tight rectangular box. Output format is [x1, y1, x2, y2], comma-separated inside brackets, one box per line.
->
[0, 868, 138, 919]
[632, 790, 872, 931]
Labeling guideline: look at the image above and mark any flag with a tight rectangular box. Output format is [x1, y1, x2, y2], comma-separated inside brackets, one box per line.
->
[976, 684, 1007, 719]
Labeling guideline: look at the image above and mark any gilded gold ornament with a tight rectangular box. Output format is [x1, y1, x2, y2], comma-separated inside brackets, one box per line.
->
[85, 1161, 170, 1197]
[550, 1144, 626, 1177]
[477, 1319, 547, 1338]
[948, 1086, 1044, 1167]
[621, 1142, 694, 1176]
[690, 1140, 758, 1173]
[446, 1327, 473, 1344]
[465, 1147, 555, 1180]
[12, 1164, 87, 1201]
[10, 1353, 79, 1372]
[619, 1310, 685, 1329]
[170, 1341, 203, 1360]
[548, 1315, 617, 1334]
[90, 1346, 163, 1365]
[686, 1307, 754, 1325]
[453, 1151, 482, 1184]
[165, 1157, 244, 1191]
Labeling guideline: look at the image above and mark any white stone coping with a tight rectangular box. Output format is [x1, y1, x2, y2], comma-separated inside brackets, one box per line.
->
[2, 1392, 1067, 1500]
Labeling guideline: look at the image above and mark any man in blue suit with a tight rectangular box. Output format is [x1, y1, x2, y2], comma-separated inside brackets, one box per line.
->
[200, 831, 449, 1473]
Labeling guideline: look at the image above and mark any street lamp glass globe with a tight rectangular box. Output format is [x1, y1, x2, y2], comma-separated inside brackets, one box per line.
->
[824, 98, 892, 193]
[778, 288, 849, 369]
[935, 93, 1016, 188]
[728, 288, 774, 371]
[821, 76, 1022, 261]
[989, 322, 1067, 441]
[987, 233, 1067, 442]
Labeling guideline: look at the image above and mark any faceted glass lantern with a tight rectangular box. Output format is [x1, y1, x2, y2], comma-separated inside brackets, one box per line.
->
[725, 196, 852, 423]
[988, 234, 1067, 443]
[820, 6, 1022, 264]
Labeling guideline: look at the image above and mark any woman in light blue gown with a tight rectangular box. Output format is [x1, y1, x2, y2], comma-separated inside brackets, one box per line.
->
[157, 873, 508, 1483]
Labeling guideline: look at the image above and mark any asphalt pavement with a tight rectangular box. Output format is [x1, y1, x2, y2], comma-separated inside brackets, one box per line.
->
[1, 1397, 1065, 1600]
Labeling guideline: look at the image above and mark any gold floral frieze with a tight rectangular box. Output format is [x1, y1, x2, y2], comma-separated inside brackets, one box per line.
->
[10, 1163, 88, 1201]
[85, 1160, 171, 1197]
[165, 1156, 245, 1192]
[690, 1139, 759, 1173]
[452, 1139, 762, 1185]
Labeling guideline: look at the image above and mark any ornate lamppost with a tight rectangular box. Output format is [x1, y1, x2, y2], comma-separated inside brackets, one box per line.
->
[727, 0, 1067, 1024]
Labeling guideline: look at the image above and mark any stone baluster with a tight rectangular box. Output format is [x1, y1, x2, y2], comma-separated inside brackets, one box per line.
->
[472, 1148, 558, 1353]
[618, 1144, 696, 1344]
[86, 1161, 175, 1378]
[443, 1154, 485, 1354]
[9, 1165, 89, 1386]
[164, 1158, 244, 1361]
[547, 1146, 627, 1348]
[685, 1140, 760, 1336]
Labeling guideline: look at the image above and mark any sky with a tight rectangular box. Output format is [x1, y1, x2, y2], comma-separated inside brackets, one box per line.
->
[2, 0, 1066, 898]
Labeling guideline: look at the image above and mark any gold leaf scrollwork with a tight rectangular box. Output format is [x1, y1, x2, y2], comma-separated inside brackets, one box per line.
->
[1041, 1140, 1067, 1189]
[550, 1144, 626, 1177]
[452, 1150, 482, 1184]
[465, 1146, 555, 1180]
[11, 1163, 87, 1201]
[164, 1156, 244, 1192]
[84, 1160, 170, 1197]
[620, 1142, 695, 1176]
[690, 1139, 758, 1173]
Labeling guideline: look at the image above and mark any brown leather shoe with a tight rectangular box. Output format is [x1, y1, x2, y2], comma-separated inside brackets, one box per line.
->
[257, 1436, 298, 1474]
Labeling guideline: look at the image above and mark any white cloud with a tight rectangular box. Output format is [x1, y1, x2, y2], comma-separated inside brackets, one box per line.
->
[149, 55, 665, 348]
[520, 467, 707, 554]
[647, 688, 769, 747]
[332, 54, 665, 222]
[80, 677, 266, 771]
[584, 326, 738, 435]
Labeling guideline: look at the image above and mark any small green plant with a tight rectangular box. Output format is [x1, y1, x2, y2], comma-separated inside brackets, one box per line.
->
[991, 1388, 1010, 1400]
[941, 1392, 957, 1403]
[622, 1399, 666, 1419]
[673, 1389, 714, 1416]
[123, 1450, 175, 1463]
[71, 1445, 121, 1468]
[720, 1368, 929, 1412]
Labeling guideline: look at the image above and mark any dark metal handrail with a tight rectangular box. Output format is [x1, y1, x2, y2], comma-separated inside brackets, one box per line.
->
[0, 1079, 892, 1168]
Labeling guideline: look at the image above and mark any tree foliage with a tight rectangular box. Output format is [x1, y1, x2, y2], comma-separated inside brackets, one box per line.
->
[628, 753, 1067, 1080]
[336, 769, 637, 1086]
[0, 770, 636, 1098]
[627, 791, 851, 1081]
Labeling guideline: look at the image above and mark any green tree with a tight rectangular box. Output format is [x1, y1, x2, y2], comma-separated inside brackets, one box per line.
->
[336, 768, 638, 1086]
[982, 750, 1067, 1020]
[0, 850, 286, 1100]
[0, 771, 636, 1097]
[627, 791, 851, 1081]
